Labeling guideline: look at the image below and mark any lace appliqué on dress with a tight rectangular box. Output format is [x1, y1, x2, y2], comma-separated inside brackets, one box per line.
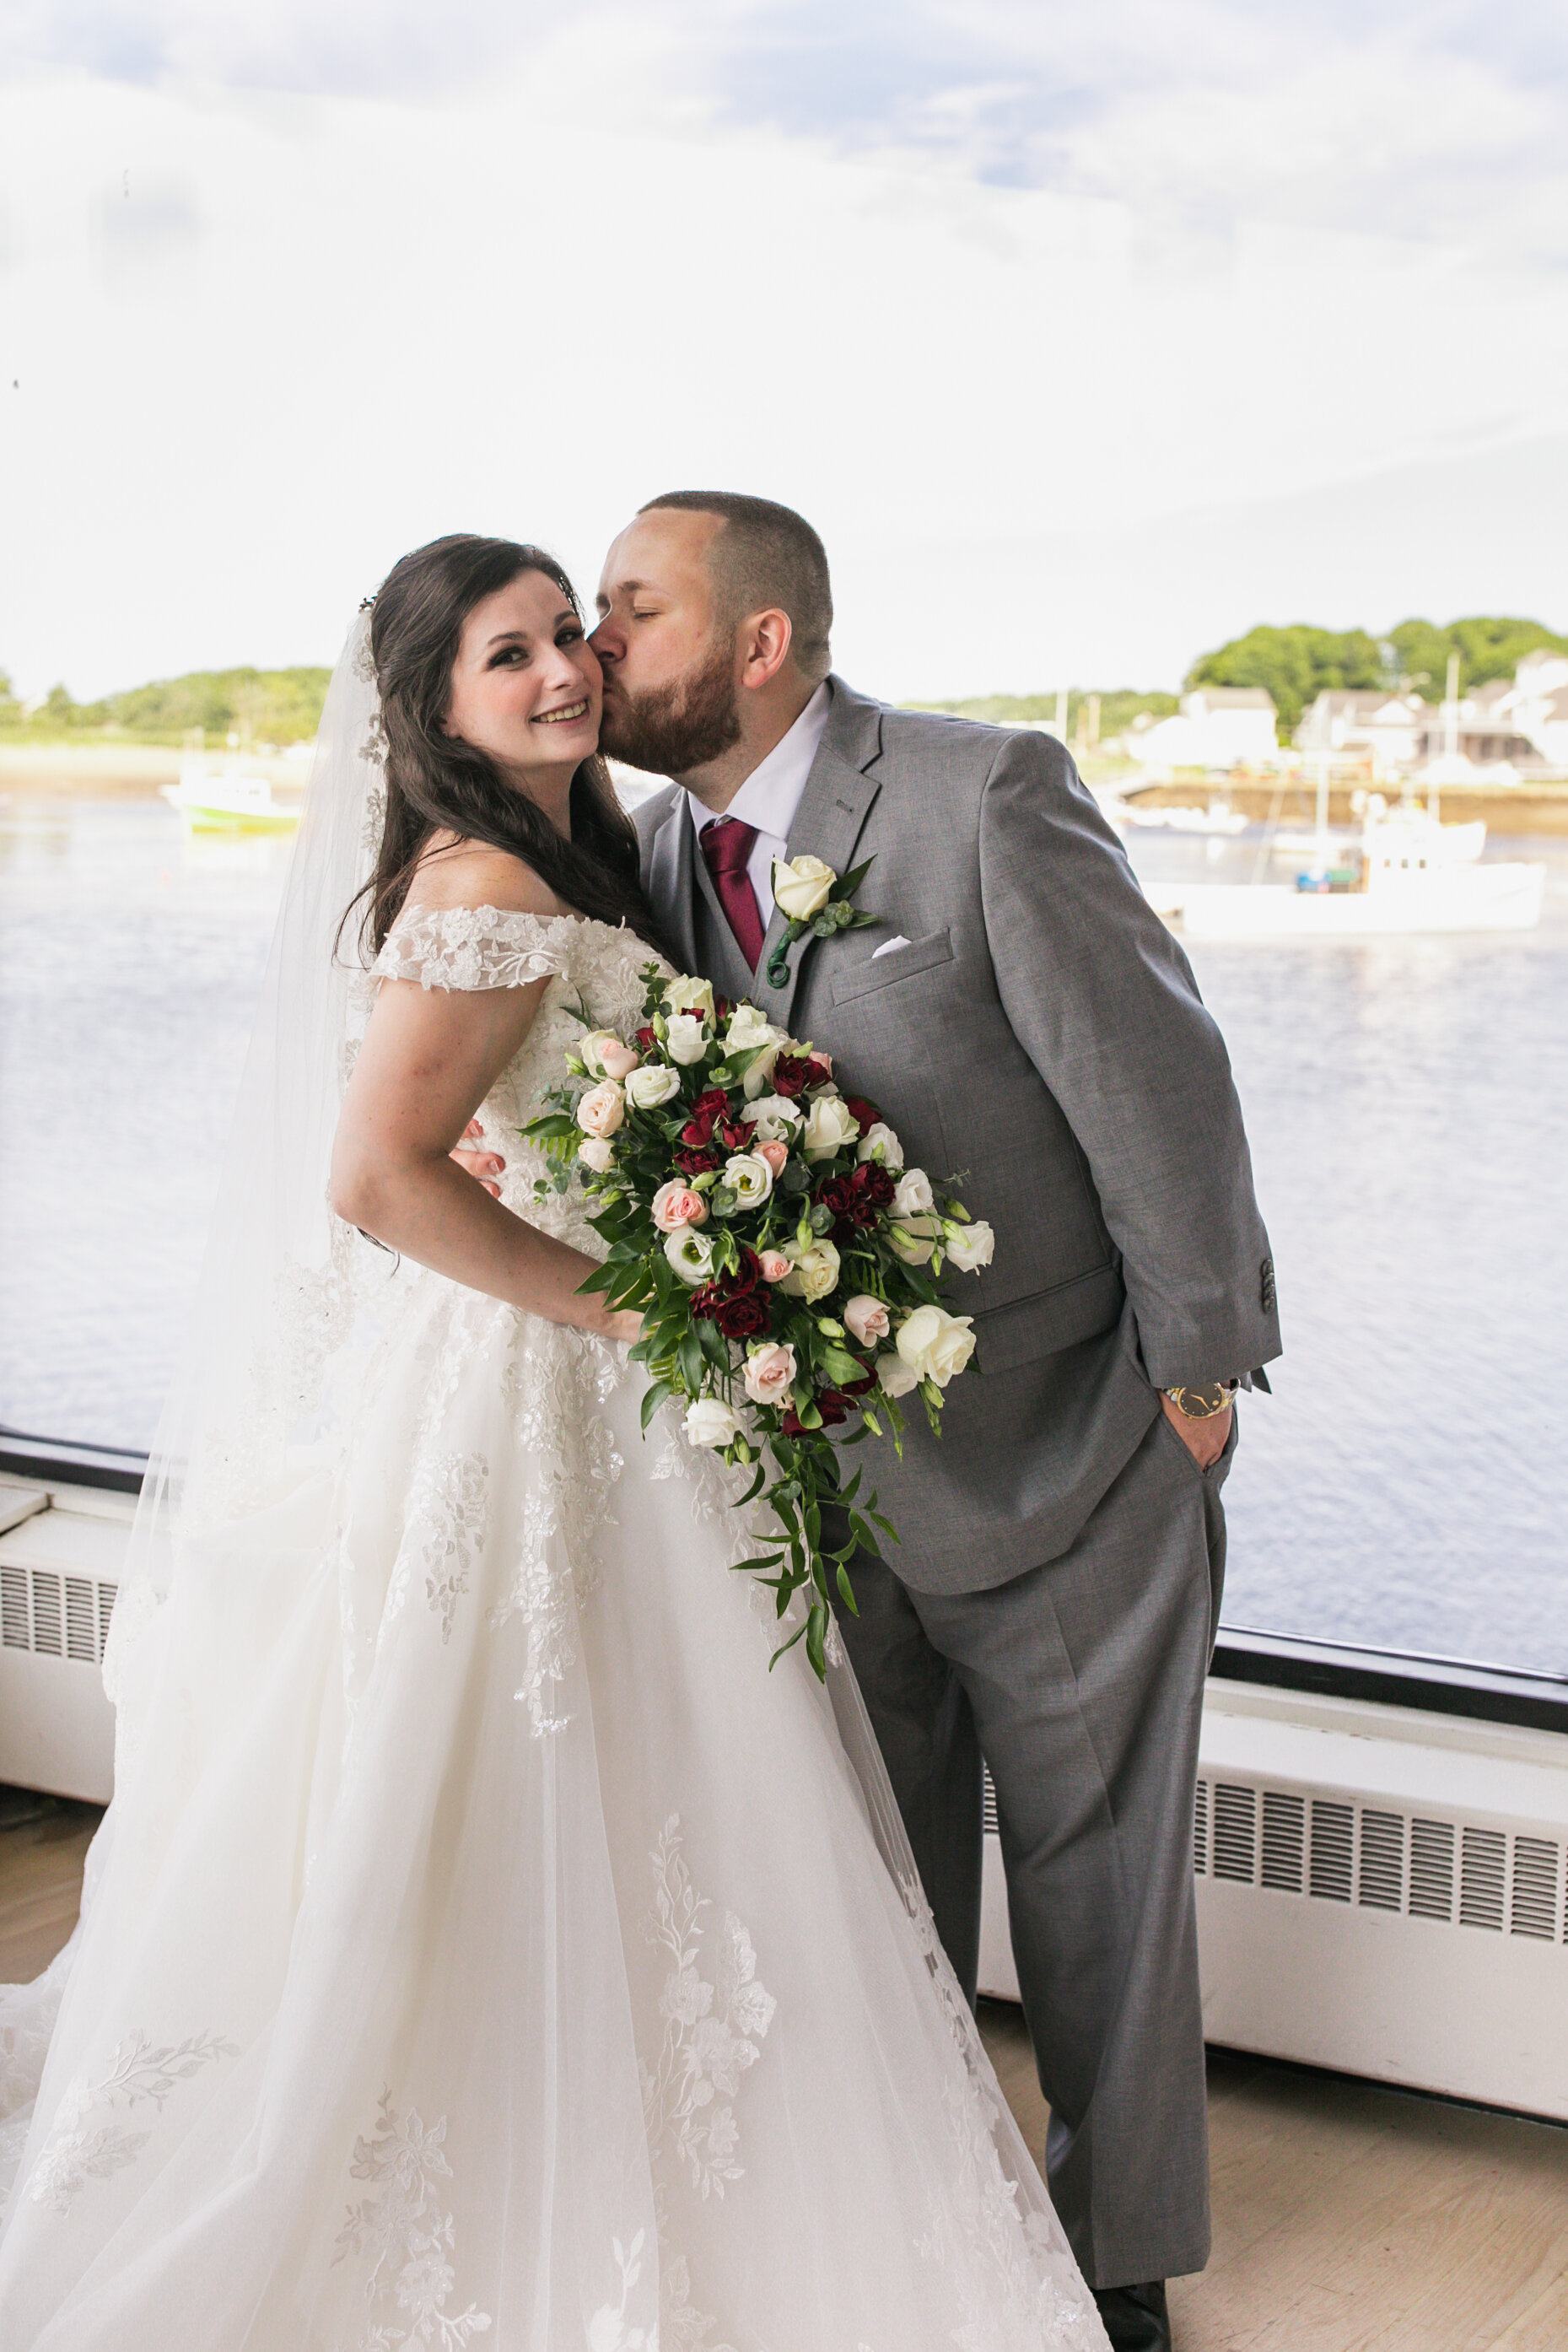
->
[24, 2029, 238, 2217]
[332, 2092, 493, 2350]
[641, 1817, 777, 2207]
[371, 906, 571, 995]
[403, 1453, 490, 1643]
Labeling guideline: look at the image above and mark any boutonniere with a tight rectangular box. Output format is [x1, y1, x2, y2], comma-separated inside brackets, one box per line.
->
[766, 855, 876, 990]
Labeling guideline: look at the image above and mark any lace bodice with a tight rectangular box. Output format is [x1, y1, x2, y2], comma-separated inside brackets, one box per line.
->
[371, 906, 667, 1250]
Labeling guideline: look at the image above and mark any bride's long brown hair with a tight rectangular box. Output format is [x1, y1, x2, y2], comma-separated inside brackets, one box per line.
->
[345, 533, 672, 961]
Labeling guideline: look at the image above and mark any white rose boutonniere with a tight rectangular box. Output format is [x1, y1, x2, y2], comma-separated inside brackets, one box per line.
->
[764, 852, 878, 990]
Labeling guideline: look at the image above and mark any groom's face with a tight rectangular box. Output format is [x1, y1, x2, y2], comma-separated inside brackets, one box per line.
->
[591, 510, 742, 775]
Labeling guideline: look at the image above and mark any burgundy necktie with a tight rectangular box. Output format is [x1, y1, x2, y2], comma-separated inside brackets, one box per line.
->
[701, 816, 767, 971]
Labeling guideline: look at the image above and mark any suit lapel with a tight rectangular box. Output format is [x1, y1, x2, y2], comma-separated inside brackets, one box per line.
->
[755, 742, 881, 1034]
[646, 792, 700, 976]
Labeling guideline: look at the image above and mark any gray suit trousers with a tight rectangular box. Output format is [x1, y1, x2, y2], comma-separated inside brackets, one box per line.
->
[828, 1404, 1235, 2291]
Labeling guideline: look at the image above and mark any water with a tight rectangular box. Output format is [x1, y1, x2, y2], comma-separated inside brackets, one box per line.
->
[3, 796, 1565, 1674]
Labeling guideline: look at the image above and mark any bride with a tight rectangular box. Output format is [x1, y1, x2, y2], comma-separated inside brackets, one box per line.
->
[0, 534, 1107, 2352]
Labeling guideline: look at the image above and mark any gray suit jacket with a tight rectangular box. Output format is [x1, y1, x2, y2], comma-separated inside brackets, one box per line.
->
[634, 678, 1281, 1594]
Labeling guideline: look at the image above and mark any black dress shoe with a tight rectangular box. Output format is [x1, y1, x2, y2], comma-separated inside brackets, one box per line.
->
[1094, 2279, 1171, 2352]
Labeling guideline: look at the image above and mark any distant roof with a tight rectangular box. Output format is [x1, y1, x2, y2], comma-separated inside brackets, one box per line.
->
[1544, 686, 1568, 719]
[1308, 690, 1413, 718]
[1188, 687, 1275, 709]
[1471, 678, 1512, 710]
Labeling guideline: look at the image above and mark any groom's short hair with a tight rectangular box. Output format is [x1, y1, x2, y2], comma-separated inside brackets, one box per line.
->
[639, 491, 832, 685]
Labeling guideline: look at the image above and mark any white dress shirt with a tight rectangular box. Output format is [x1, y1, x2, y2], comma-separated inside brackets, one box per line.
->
[690, 682, 832, 930]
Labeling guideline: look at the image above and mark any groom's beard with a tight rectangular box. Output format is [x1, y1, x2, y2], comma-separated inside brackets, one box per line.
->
[598, 635, 742, 775]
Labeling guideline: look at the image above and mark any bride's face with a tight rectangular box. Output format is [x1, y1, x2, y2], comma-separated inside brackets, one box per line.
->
[443, 569, 602, 785]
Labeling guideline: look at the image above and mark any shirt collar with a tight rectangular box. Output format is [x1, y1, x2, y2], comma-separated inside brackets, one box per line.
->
[691, 680, 832, 846]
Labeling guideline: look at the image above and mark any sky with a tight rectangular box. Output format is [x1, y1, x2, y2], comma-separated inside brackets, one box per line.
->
[2, 0, 1566, 701]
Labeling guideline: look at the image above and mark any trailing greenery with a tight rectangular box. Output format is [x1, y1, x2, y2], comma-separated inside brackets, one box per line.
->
[0, 664, 332, 746]
[1186, 615, 1568, 738]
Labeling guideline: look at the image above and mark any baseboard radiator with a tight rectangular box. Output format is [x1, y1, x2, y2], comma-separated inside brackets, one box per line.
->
[980, 1675, 1568, 2122]
[6, 1478, 1567, 2120]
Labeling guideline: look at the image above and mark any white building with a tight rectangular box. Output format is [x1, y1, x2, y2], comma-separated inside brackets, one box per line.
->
[1128, 687, 1279, 773]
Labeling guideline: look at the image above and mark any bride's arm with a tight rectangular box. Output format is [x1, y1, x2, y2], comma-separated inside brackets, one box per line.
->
[330, 883, 638, 1343]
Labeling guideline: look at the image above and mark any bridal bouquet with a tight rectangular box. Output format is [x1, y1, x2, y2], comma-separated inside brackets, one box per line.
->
[523, 968, 994, 1679]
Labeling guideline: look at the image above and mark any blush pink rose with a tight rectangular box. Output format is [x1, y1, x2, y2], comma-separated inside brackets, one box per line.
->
[576, 1080, 625, 1139]
[843, 1294, 891, 1347]
[757, 1250, 792, 1283]
[754, 1140, 789, 1178]
[651, 1179, 709, 1233]
[742, 1342, 797, 1406]
[598, 1037, 641, 1081]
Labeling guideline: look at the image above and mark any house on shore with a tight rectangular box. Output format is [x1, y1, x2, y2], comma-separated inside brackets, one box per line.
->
[1297, 650, 1568, 781]
[1125, 687, 1279, 773]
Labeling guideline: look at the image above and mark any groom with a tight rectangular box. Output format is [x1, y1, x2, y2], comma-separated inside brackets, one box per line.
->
[581, 493, 1276, 2349]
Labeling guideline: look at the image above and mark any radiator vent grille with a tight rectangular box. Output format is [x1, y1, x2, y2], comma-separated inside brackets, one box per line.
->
[1511, 1838, 1559, 1941]
[1310, 1801, 1355, 1903]
[1194, 1780, 1567, 1945]
[1410, 1819, 1456, 1922]
[1260, 1792, 1304, 1893]
[1214, 1783, 1257, 1883]
[1460, 1828, 1506, 1932]
[1359, 1811, 1404, 1912]
[0, 1569, 117, 1665]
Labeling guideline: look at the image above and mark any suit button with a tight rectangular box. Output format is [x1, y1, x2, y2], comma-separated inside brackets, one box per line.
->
[1260, 1256, 1275, 1311]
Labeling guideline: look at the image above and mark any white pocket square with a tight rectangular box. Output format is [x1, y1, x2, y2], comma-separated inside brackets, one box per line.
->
[872, 935, 913, 960]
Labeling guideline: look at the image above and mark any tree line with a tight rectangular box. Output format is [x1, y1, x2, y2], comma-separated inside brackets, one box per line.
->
[0, 665, 332, 746]
[1186, 615, 1568, 736]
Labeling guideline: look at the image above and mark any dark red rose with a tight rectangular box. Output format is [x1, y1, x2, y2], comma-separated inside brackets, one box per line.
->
[768, 1053, 813, 1098]
[838, 1361, 877, 1397]
[719, 1119, 751, 1150]
[843, 1094, 881, 1132]
[851, 1162, 896, 1214]
[714, 1290, 770, 1340]
[634, 1024, 659, 1051]
[689, 1248, 761, 1320]
[725, 1245, 762, 1296]
[714, 995, 735, 1022]
[783, 1387, 854, 1435]
[675, 1146, 720, 1177]
[816, 1173, 858, 1220]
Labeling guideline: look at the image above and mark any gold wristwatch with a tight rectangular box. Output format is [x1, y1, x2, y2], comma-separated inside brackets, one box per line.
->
[1163, 1381, 1237, 1420]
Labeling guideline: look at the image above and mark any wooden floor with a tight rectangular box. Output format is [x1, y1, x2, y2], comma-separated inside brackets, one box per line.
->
[4, 1792, 1566, 2348]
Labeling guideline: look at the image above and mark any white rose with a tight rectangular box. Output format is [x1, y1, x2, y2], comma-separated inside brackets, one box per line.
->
[896, 1304, 977, 1389]
[625, 1063, 682, 1110]
[772, 854, 837, 922]
[665, 974, 716, 1019]
[877, 1354, 920, 1399]
[722, 1152, 775, 1208]
[576, 1079, 625, 1138]
[665, 1011, 710, 1067]
[891, 1168, 935, 1217]
[577, 1136, 616, 1174]
[725, 1005, 785, 1055]
[887, 1215, 938, 1267]
[685, 1396, 743, 1449]
[944, 1218, 995, 1272]
[579, 1028, 639, 1081]
[741, 1044, 784, 1100]
[664, 1227, 715, 1285]
[801, 1096, 860, 1162]
[779, 1237, 841, 1303]
[742, 1093, 804, 1143]
[856, 1121, 905, 1171]
[741, 1342, 796, 1406]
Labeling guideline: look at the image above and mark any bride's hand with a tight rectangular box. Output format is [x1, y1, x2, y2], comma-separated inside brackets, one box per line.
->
[607, 1308, 644, 1346]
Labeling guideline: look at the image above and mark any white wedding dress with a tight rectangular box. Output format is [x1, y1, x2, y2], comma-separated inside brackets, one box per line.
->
[0, 623, 1108, 2352]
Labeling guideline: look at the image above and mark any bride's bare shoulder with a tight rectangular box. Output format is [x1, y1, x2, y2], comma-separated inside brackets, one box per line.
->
[402, 831, 568, 921]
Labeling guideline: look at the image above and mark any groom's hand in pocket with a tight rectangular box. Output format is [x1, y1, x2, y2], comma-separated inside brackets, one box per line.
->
[450, 1119, 505, 1200]
[1161, 1392, 1233, 1470]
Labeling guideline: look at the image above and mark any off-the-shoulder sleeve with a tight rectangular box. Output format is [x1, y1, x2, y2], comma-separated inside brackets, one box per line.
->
[371, 905, 570, 993]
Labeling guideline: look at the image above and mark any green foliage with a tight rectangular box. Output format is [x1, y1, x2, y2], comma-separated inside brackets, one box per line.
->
[1185, 625, 1384, 736]
[1384, 616, 1568, 700]
[0, 664, 331, 742]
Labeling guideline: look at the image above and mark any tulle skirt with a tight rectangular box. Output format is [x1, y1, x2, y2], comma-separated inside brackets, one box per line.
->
[0, 1273, 1104, 2351]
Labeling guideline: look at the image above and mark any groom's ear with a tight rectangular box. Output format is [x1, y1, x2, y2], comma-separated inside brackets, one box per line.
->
[740, 608, 795, 693]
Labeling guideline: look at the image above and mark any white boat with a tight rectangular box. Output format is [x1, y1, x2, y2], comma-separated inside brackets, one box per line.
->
[159, 762, 301, 833]
[1169, 801, 1544, 938]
